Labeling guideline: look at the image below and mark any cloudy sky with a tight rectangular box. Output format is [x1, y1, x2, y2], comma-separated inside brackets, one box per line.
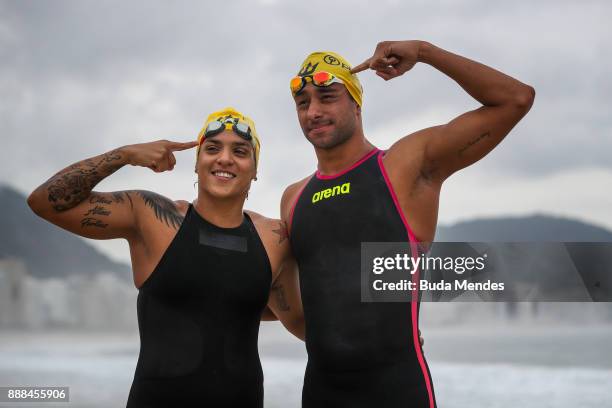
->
[1, 0, 610, 263]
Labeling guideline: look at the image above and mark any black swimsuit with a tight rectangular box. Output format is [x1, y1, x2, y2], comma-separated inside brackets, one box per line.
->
[290, 149, 437, 408]
[126, 204, 271, 408]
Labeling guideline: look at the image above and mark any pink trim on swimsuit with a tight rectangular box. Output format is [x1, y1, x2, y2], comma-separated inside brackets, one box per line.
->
[288, 177, 311, 234]
[377, 150, 435, 408]
[315, 148, 379, 180]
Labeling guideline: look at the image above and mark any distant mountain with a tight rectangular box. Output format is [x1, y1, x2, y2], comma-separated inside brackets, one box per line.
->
[3, 183, 612, 279]
[0, 184, 131, 279]
[436, 214, 612, 242]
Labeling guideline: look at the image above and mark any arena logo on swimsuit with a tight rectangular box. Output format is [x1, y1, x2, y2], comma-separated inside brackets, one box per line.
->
[312, 182, 351, 204]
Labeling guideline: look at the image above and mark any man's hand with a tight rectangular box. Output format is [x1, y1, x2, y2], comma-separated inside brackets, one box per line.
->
[123, 140, 198, 172]
[351, 40, 423, 81]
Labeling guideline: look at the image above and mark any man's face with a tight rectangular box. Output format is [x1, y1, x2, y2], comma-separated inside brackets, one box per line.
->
[196, 131, 257, 200]
[293, 83, 359, 149]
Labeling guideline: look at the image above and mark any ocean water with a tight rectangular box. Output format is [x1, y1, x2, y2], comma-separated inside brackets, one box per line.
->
[1, 324, 611, 407]
[261, 359, 612, 408]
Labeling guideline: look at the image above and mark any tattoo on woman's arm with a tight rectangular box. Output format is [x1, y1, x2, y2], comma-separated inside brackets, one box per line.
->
[46, 149, 125, 211]
[78, 191, 134, 229]
[83, 205, 111, 217]
[81, 217, 108, 228]
[136, 191, 184, 230]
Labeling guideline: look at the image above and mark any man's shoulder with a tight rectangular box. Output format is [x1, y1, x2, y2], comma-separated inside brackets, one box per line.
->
[280, 175, 313, 216]
[283, 175, 312, 195]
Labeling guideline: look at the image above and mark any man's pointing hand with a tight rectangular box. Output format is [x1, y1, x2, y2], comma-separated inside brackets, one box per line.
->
[351, 40, 422, 81]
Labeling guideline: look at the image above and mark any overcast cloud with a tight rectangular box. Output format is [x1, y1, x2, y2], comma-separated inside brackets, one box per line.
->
[1, 0, 610, 262]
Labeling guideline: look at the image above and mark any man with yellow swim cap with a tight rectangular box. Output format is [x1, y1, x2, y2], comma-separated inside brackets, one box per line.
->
[28, 107, 304, 407]
[289, 51, 364, 107]
[280, 41, 535, 407]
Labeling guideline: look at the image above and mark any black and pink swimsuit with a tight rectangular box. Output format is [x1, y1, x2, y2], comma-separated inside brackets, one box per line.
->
[290, 148, 437, 408]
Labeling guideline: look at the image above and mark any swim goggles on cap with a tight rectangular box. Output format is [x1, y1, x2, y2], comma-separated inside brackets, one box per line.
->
[204, 116, 253, 141]
[290, 71, 344, 95]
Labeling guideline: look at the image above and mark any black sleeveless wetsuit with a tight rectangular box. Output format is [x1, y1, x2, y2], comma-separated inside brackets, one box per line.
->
[126, 204, 271, 408]
[290, 149, 436, 408]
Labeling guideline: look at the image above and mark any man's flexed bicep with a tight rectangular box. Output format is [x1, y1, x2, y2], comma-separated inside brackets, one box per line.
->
[354, 40, 535, 183]
[386, 105, 532, 185]
[414, 100, 532, 182]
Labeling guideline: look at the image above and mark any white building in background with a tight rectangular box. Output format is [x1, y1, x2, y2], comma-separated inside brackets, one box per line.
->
[68, 272, 137, 331]
[0, 258, 137, 331]
[0, 258, 28, 328]
[2, 257, 610, 330]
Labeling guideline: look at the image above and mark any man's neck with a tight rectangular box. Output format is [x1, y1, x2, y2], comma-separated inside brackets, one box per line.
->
[315, 134, 375, 176]
[193, 191, 246, 228]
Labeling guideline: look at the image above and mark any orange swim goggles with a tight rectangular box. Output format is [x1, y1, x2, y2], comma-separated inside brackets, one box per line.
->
[290, 71, 344, 95]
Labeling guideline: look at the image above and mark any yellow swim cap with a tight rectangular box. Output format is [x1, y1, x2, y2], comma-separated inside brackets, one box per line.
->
[197, 107, 261, 168]
[293, 51, 363, 106]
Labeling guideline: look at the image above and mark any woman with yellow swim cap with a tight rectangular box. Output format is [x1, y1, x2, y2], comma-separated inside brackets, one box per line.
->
[27, 107, 304, 407]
